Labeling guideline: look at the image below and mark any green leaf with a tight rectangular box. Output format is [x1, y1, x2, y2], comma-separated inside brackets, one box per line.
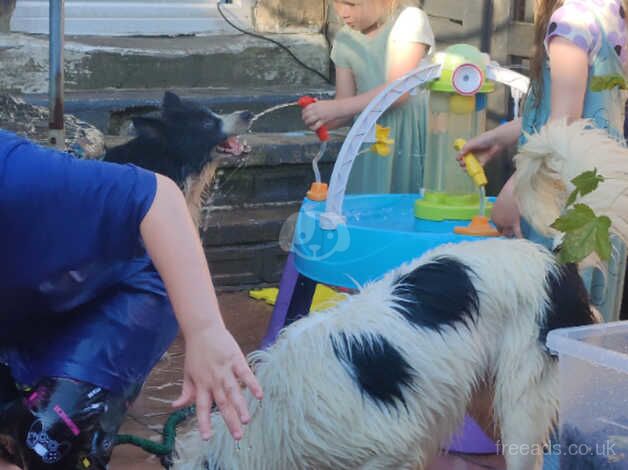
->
[552, 169, 612, 264]
[551, 204, 596, 232]
[565, 188, 579, 207]
[571, 169, 604, 198]
[590, 74, 628, 92]
[557, 214, 612, 263]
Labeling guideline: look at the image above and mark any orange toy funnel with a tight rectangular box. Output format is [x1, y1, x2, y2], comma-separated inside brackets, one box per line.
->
[454, 215, 500, 237]
[307, 182, 328, 201]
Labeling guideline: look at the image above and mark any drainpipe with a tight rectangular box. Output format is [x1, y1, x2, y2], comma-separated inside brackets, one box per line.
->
[49, 0, 65, 149]
[480, 0, 494, 53]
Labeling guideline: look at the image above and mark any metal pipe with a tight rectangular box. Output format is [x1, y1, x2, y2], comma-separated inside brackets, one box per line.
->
[480, 0, 494, 54]
[48, 0, 65, 149]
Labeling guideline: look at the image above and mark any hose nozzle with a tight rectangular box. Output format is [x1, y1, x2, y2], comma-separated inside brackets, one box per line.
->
[453, 138, 487, 187]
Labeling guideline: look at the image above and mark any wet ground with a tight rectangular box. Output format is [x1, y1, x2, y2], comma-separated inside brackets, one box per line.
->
[110, 291, 506, 470]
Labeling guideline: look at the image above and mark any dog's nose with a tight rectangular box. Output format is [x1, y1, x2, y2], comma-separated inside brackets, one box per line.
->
[240, 111, 254, 122]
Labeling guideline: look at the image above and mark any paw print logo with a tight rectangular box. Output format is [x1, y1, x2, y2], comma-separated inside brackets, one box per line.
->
[279, 211, 350, 261]
[26, 419, 71, 464]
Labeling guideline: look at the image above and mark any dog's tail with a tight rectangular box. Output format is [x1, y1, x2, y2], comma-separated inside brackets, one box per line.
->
[513, 119, 628, 245]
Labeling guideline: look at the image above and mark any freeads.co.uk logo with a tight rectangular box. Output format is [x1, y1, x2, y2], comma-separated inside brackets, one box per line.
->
[279, 211, 351, 262]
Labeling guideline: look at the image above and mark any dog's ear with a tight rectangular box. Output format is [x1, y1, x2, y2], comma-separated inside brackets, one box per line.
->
[163, 91, 183, 111]
[132, 116, 166, 141]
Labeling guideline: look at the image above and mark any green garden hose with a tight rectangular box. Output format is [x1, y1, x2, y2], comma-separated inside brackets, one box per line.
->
[114, 405, 195, 459]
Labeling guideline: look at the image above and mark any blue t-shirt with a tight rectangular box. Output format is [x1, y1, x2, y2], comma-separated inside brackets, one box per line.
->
[0, 130, 178, 392]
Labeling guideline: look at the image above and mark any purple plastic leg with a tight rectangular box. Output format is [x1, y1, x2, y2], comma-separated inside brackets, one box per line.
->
[447, 415, 498, 454]
[260, 253, 316, 349]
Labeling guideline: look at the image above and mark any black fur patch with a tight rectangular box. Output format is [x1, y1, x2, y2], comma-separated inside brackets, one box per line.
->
[539, 263, 595, 344]
[391, 257, 479, 331]
[331, 333, 413, 410]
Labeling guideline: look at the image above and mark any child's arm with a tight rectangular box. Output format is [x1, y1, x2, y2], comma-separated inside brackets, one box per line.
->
[140, 175, 263, 441]
[302, 42, 429, 131]
[547, 36, 589, 121]
[456, 118, 522, 167]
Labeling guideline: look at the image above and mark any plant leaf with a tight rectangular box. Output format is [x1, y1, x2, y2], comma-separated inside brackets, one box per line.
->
[558, 214, 612, 263]
[571, 168, 604, 198]
[565, 188, 579, 207]
[551, 204, 596, 232]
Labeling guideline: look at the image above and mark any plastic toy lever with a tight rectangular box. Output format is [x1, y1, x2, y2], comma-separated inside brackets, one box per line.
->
[453, 138, 487, 187]
[298, 96, 330, 142]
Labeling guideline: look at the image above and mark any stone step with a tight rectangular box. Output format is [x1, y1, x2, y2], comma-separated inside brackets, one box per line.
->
[0, 31, 331, 93]
[202, 203, 301, 289]
[22, 86, 334, 134]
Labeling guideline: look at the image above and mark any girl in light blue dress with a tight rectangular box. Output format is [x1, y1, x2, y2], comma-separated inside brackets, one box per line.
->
[301, 0, 435, 194]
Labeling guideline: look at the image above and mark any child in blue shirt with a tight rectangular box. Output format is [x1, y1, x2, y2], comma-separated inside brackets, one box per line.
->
[0, 130, 262, 469]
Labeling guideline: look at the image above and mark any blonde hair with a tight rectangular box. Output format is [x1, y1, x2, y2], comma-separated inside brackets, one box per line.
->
[530, 0, 628, 106]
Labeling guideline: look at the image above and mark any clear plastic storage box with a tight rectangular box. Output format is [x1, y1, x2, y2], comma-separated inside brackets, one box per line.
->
[547, 322, 628, 469]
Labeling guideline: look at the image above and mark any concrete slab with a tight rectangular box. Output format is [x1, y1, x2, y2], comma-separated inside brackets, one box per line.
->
[0, 31, 331, 93]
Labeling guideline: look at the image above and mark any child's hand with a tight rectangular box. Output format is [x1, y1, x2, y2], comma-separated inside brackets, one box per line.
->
[492, 176, 522, 238]
[301, 100, 339, 131]
[456, 129, 506, 168]
[172, 325, 263, 441]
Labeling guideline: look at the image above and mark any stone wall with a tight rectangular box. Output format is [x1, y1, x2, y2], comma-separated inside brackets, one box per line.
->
[253, 0, 326, 34]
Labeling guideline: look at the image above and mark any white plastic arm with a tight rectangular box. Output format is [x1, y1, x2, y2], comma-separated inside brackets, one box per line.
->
[486, 64, 530, 117]
[320, 61, 443, 230]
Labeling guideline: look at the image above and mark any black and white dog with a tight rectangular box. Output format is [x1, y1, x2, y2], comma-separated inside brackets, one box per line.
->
[105, 91, 253, 225]
[172, 119, 628, 470]
[174, 238, 593, 470]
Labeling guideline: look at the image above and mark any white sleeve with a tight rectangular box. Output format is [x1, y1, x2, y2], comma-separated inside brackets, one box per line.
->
[389, 7, 435, 52]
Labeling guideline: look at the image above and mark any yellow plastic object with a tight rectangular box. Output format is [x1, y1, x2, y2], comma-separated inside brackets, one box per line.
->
[249, 287, 279, 305]
[453, 138, 487, 187]
[249, 284, 345, 312]
[449, 95, 475, 114]
[454, 215, 500, 237]
[307, 182, 328, 201]
[371, 124, 394, 157]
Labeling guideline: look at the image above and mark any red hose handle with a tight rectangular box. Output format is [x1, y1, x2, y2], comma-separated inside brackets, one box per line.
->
[298, 96, 330, 142]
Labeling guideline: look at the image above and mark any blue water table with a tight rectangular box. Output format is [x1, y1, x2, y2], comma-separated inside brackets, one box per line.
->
[261, 44, 529, 453]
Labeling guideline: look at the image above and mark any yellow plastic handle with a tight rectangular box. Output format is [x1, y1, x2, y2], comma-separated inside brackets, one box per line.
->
[453, 138, 487, 187]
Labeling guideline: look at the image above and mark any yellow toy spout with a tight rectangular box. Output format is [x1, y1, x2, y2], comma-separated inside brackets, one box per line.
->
[453, 138, 487, 187]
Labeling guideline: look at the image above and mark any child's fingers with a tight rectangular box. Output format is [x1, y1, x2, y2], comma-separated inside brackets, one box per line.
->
[172, 377, 194, 408]
[213, 388, 243, 441]
[301, 108, 318, 126]
[456, 154, 466, 168]
[234, 361, 263, 400]
[196, 390, 214, 440]
[225, 374, 251, 424]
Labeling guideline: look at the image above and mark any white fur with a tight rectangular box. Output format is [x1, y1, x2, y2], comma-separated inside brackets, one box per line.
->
[174, 238, 564, 470]
[513, 119, 628, 246]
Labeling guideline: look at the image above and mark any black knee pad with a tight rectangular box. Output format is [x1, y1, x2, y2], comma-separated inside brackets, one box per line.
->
[0, 376, 139, 469]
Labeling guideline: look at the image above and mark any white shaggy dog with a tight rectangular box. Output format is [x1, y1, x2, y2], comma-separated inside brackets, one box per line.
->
[173, 119, 628, 470]
[174, 238, 595, 470]
[513, 119, 628, 248]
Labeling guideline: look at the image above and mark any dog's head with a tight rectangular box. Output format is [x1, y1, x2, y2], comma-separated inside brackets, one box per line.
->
[127, 91, 253, 182]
